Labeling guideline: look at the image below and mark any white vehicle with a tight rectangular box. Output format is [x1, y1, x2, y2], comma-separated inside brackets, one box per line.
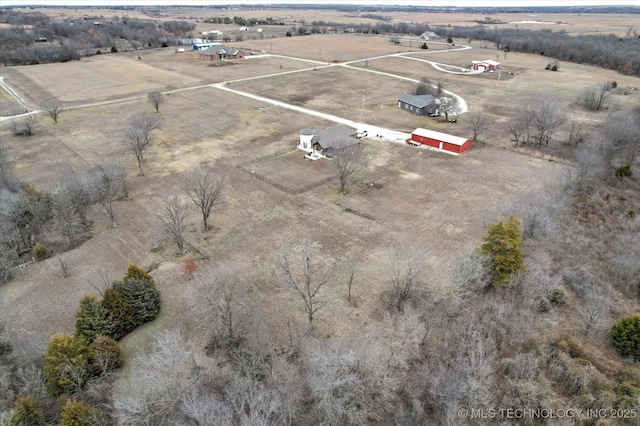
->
[356, 130, 368, 139]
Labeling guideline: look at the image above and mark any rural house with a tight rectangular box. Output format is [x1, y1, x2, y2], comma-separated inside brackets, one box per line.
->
[409, 128, 472, 155]
[298, 126, 360, 159]
[398, 94, 441, 116]
[471, 59, 500, 71]
[199, 45, 245, 60]
[420, 31, 441, 40]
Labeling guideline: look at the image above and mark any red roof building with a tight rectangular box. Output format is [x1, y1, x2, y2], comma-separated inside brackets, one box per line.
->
[410, 128, 472, 155]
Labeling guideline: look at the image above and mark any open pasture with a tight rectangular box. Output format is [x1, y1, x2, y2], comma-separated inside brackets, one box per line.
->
[0, 9, 635, 343]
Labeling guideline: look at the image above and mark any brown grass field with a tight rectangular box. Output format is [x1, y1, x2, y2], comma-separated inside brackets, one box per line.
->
[0, 8, 639, 356]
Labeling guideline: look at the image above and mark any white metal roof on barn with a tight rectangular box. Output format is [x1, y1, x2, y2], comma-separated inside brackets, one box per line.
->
[412, 128, 469, 146]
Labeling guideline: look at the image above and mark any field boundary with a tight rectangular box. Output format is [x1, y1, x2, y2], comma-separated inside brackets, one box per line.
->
[236, 150, 335, 195]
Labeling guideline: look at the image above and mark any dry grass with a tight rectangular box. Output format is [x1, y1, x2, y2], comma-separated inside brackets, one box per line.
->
[0, 10, 636, 350]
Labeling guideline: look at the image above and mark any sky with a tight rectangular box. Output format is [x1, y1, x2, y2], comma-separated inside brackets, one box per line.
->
[1, 0, 638, 7]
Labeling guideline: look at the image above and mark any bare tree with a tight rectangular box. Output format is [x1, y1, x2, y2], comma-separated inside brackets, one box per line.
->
[564, 120, 588, 147]
[42, 99, 63, 123]
[56, 253, 69, 278]
[387, 248, 424, 312]
[147, 90, 164, 113]
[279, 238, 336, 329]
[11, 115, 37, 136]
[51, 184, 84, 247]
[113, 329, 201, 425]
[91, 165, 121, 227]
[182, 390, 233, 425]
[122, 112, 161, 176]
[465, 110, 489, 144]
[576, 82, 611, 112]
[192, 266, 248, 354]
[184, 165, 224, 232]
[578, 293, 607, 337]
[157, 193, 189, 254]
[306, 338, 397, 425]
[533, 100, 566, 147]
[439, 96, 459, 122]
[334, 149, 365, 194]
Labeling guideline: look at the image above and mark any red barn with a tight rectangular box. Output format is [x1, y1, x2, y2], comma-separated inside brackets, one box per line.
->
[410, 128, 472, 155]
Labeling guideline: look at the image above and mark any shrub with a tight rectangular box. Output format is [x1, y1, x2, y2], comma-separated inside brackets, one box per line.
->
[548, 288, 567, 304]
[161, 42, 168, 47]
[421, 42, 428, 49]
[110, 46, 117, 53]
[615, 164, 633, 178]
[44, 334, 89, 396]
[32, 243, 48, 260]
[611, 315, 640, 359]
[183, 257, 198, 278]
[6, 395, 44, 426]
[61, 400, 105, 426]
[88, 335, 122, 376]
[75, 295, 114, 342]
[481, 215, 526, 287]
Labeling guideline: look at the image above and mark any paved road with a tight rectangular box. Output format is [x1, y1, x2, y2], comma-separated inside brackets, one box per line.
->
[0, 41, 476, 143]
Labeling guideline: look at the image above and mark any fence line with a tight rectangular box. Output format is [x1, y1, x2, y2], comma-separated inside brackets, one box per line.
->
[236, 150, 335, 195]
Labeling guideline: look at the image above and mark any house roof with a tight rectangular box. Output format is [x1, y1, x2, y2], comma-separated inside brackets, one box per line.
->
[421, 31, 440, 37]
[412, 128, 470, 146]
[311, 126, 358, 150]
[300, 128, 315, 135]
[200, 45, 243, 56]
[471, 59, 500, 66]
[398, 93, 438, 108]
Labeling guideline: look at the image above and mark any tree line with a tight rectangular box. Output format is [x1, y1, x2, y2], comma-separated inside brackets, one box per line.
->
[432, 24, 640, 76]
[0, 10, 195, 66]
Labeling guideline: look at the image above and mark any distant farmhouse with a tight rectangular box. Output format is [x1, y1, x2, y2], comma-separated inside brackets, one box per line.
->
[298, 126, 361, 159]
[398, 94, 441, 116]
[193, 42, 221, 51]
[420, 31, 441, 40]
[199, 45, 245, 61]
[471, 60, 500, 71]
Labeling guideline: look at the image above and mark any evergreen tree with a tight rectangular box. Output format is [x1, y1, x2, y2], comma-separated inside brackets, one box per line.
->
[113, 277, 161, 329]
[61, 400, 105, 426]
[6, 395, 44, 426]
[612, 314, 640, 359]
[123, 264, 154, 283]
[481, 215, 525, 287]
[75, 295, 114, 342]
[88, 335, 123, 376]
[43, 334, 89, 396]
[102, 286, 131, 340]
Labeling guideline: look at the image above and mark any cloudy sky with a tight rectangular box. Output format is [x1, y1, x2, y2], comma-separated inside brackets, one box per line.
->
[1, 0, 638, 7]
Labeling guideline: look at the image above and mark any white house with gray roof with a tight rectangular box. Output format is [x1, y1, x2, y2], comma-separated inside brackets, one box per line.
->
[298, 126, 360, 159]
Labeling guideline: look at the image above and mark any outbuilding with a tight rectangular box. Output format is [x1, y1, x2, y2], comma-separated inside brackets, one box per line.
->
[410, 128, 472, 155]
